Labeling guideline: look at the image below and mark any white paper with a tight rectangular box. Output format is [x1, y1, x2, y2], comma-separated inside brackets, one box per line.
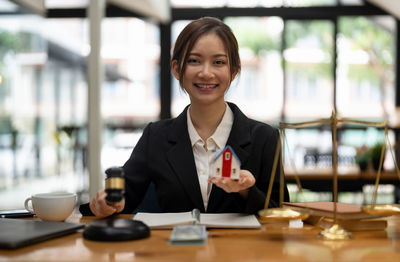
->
[133, 212, 261, 229]
[199, 213, 261, 228]
[133, 212, 196, 228]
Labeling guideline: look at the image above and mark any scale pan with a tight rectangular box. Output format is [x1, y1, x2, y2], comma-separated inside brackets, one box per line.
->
[362, 204, 400, 216]
[258, 207, 309, 222]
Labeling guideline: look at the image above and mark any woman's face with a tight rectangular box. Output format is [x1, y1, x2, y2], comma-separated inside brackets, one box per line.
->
[172, 33, 235, 107]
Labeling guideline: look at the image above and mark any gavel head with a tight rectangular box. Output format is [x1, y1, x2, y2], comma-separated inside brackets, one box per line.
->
[105, 167, 125, 203]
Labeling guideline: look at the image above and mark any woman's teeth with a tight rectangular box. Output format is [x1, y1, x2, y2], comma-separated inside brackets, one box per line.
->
[195, 84, 217, 89]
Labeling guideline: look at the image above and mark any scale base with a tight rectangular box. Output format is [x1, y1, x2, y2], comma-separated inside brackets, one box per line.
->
[318, 224, 353, 240]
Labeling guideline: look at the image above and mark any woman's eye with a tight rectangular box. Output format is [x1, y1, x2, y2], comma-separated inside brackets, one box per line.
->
[215, 60, 226, 65]
[187, 58, 199, 63]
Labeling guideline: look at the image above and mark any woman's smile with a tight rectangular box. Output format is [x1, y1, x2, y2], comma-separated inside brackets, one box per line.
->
[194, 83, 219, 89]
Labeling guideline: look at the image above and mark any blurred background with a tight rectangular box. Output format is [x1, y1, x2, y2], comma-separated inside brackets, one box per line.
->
[0, 0, 399, 209]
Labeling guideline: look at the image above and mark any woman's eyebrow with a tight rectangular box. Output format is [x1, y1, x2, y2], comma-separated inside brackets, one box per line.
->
[188, 52, 228, 58]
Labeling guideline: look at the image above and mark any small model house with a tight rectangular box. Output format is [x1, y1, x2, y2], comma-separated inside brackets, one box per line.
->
[211, 146, 241, 180]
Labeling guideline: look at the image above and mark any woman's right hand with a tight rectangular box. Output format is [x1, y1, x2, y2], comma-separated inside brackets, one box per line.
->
[89, 190, 125, 218]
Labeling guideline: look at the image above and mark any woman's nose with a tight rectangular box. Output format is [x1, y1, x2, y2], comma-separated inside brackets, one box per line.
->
[198, 63, 214, 78]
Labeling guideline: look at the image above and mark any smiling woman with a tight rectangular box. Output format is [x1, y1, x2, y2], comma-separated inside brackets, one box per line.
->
[82, 17, 289, 218]
[171, 33, 233, 109]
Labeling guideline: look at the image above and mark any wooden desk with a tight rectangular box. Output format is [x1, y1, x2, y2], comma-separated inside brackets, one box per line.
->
[1, 213, 400, 262]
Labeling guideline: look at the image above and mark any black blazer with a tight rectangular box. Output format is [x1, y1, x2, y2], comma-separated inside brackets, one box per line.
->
[80, 102, 288, 215]
[122, 102, 288, 214]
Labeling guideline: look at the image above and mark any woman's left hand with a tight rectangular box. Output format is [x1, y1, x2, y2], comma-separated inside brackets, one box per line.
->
[208, 170, 255, 197]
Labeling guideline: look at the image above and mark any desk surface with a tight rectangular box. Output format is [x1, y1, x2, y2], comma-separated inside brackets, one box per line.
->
[1, 213, 400, 262]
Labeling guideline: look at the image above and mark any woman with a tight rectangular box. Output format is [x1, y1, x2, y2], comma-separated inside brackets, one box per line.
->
[83, 17, 289, 218]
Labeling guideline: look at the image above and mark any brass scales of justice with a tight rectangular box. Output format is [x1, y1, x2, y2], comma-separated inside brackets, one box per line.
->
[258, 111, 400, 240]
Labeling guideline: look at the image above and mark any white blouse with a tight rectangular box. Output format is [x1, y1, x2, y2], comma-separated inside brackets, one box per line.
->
[186, 103, 234, 211]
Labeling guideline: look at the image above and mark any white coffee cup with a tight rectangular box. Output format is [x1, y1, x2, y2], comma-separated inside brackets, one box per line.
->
[24, 192, 77, 221]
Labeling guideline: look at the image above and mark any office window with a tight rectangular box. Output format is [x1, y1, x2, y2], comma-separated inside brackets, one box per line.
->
[283, 129, 335, 171]
[101, 18, 160, 169]
[170, 20, 191, 117]
[0, 13, 160, 208]
[337, 16, 395, 119]
[0, 14, 88, 209]
[171, 0, 338, 8]
[45, 0, 87, 8]
[101, 18, 160, 124]
[280, 0, 336, 7]
[226, 17, 283, 122]
[284, 20, 334, 120]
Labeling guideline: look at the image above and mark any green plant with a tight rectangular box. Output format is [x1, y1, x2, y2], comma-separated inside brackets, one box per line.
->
[355, 145, 370, 171]
[370, 142, 385, 171]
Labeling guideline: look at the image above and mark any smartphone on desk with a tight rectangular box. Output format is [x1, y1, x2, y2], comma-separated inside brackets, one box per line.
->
[0, 209, 34, 218]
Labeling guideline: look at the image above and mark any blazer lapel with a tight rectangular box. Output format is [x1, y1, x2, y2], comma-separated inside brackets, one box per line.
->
[166, 107, 205, 212]
[208, 103, 251, 211]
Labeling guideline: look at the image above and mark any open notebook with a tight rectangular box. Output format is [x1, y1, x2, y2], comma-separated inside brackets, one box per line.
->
[0, 218, 84, 249]
[133, 209, 261, 229]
